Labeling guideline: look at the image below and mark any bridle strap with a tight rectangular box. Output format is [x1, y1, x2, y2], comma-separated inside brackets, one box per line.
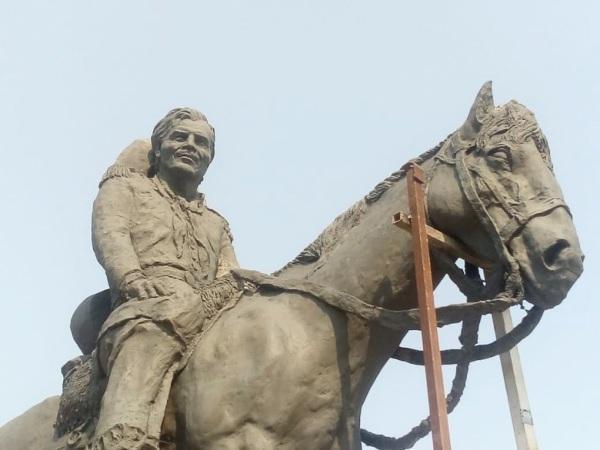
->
[455, 149, 512, 266]
[464, 161, 571, 243]
[499, 202, 570, 243]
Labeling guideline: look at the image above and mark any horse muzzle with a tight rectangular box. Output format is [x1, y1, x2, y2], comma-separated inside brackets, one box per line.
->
[511, 207, 584, 309]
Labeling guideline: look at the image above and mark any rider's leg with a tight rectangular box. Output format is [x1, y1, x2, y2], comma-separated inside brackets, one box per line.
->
[94, 321, 181, 450]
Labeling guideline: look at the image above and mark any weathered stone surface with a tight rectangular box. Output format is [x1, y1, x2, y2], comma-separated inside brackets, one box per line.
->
[0, 84, 584, 449]
[0, 397, 59, 450]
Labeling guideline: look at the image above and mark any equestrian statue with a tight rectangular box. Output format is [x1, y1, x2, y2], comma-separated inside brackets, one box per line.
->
[0, 82, 583, 450]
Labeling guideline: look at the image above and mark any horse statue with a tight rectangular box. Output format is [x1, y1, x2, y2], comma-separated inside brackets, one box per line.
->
[0, 82, 583, 450]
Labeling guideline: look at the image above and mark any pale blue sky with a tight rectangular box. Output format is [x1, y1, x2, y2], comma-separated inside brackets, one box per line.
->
[0, 1, 598, 449]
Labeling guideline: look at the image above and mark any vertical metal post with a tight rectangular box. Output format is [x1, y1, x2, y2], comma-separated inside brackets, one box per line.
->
[407, 163, 452, 450]
[492, 310, 539, 450]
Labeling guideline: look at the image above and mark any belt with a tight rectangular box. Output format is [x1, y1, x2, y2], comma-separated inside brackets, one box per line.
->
[143, 265, 208, 290]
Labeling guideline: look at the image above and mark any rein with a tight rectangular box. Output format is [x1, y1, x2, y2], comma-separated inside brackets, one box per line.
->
[360, 144, 564, 449]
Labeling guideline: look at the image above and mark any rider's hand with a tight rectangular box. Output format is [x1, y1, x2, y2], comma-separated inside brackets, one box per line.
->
[121, 273, 170, 301]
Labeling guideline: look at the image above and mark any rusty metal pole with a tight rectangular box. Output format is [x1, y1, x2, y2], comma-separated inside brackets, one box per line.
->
[407, 163, 452, 450]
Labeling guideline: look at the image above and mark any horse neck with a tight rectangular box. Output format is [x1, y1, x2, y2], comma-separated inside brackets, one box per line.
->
[277, 156, 446, 311]
[276, 155, 454, 421]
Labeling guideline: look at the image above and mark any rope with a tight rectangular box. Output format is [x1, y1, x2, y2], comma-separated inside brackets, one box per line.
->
[391, 306, 543, 366]
[360, 262, 487, 449]
[390, 253, 542, 366]
[359, 254, 530, 449]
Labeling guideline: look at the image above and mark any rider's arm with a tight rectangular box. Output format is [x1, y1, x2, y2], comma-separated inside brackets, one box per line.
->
[92, 175, 143, 295]
[216, 220, 239, 277]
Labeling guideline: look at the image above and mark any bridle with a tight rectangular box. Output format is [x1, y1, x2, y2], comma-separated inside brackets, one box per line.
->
[361, 138, 571, 449]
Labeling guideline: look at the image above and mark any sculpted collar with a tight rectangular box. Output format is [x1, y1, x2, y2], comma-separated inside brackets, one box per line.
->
[151, 175, 206, 215]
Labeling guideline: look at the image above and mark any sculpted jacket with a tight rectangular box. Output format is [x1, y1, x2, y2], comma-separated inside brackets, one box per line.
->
[92, 168, 239, 306]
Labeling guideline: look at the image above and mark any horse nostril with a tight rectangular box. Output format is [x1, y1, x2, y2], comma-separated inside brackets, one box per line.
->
[543, 239, 570, 268]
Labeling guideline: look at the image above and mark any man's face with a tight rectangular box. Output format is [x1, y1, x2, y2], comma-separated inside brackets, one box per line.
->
[157, 119, 214, 180]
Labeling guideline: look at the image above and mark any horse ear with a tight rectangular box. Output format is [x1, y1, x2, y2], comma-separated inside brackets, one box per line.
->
[459, 81, 494, 142]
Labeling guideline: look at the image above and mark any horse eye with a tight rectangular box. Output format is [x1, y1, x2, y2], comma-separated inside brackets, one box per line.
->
[488, 148, 509, 160]
[487, 147, 512, 168]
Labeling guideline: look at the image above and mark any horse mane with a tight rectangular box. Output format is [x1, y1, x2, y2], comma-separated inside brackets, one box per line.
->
[364, 136, 450, 204]
[275, 136, 450, 274]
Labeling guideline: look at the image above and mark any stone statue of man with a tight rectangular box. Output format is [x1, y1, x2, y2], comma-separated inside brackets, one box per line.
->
[83, 108, 239, 449]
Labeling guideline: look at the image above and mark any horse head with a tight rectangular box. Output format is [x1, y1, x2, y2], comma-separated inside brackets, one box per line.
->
[428, 82, 583, 309]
